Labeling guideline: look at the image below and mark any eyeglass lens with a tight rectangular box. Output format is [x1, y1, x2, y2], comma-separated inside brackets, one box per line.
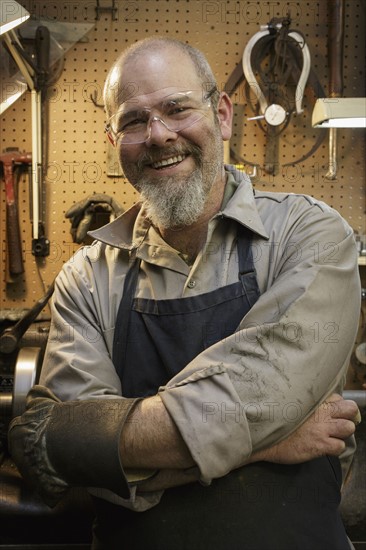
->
[109, 90, 212, 144]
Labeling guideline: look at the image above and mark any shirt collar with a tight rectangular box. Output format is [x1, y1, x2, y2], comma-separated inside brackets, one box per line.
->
[88, 202, 149, 250]
[88, 165, 269, 249]
[220, 165, 269, 239]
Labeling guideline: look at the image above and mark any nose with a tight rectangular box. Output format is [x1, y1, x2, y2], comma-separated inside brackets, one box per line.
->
[145, 116, 178, 146]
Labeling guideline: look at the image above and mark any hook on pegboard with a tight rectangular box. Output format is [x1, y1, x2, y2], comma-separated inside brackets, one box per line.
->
[90, 90, 104, 109]
[95, 0, 118, 21]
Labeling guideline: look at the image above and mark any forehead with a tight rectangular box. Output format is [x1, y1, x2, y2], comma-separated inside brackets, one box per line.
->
[108, 47, 203, 109]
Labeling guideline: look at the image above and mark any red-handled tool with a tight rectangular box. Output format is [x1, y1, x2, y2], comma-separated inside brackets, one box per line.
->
[0, 147, 32, 277]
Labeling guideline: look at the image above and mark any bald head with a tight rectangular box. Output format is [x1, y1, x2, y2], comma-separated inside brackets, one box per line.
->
[103, 38, 218, 117]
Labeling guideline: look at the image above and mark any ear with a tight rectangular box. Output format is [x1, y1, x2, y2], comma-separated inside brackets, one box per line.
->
[216, 92, 233, 141]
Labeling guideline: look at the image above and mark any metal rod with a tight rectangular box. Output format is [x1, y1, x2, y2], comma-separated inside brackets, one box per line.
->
[325, 127, 337, 180]
[31, 89, 41, 240]
[343, 390, 366, 409]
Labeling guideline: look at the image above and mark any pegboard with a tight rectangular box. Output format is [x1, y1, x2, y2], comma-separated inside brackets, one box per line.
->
[0, 0, 365, 312]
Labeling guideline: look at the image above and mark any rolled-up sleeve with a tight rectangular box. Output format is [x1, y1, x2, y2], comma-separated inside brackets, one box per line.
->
[159, 199, 361, 483]
[8, 385, 140, 507]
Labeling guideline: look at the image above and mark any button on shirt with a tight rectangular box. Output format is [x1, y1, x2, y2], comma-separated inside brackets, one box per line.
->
[19, 166, 360, 509]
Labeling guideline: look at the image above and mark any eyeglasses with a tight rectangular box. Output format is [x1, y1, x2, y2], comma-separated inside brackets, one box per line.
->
[105, 88, 217, 145]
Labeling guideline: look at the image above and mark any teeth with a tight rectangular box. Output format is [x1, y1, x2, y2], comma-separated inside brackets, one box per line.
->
[151, 155, 186, 169]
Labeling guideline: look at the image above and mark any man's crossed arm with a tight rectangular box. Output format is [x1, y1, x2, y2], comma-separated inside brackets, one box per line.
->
[8, 386, 359, 504]
[120, 392, 359, 492]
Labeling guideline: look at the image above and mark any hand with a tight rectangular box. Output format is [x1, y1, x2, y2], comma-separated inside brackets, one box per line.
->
[249, 393, 359, 465]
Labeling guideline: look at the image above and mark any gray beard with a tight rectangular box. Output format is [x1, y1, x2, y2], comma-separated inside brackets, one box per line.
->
[125, 118, 224, 230]
[139, 168, 207, 229]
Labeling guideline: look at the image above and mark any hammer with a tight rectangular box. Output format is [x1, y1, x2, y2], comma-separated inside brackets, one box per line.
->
[0, 147, 32, 277]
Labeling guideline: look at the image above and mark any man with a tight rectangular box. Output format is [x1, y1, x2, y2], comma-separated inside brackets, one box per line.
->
[9, 38, 361, 549]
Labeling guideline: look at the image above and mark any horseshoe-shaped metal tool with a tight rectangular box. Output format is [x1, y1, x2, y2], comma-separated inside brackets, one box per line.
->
[242, 19, 311, 174]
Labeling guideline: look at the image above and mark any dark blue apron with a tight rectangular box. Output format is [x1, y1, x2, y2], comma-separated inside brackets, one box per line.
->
[92, 225, 350, 550]
[113, 224, 260, 397]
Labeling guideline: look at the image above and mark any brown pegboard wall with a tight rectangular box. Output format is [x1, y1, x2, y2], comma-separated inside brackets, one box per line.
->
[0, 0, 365, 311]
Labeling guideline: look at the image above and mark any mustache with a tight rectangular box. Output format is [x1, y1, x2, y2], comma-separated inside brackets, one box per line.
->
[136, 143, 202, 171]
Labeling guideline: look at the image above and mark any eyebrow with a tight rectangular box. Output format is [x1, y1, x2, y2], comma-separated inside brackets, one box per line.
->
[117, 92, 193, 117]
[114, 107, 150, 127]
[118, 108, 149, 119]
[162, 94, 192, 107]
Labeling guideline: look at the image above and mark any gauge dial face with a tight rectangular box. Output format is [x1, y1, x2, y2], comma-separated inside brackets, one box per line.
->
[264, 104, 287, 126]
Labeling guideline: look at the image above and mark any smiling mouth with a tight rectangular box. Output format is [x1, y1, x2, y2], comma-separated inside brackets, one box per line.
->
[150, 154, 187, 169]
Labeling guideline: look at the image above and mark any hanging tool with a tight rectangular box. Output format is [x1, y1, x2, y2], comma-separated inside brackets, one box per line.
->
[33, 24, 51, 255]
[95, 0, 118, 20]
[325, 0, 345, 180]
[242, 15, 311, 174]
[242, 17, 311, 123]
[2, 25, 50, 257]
[0, 147, 32, 278]
[223, 15, 326, 174]
[65, 193, 124, 244]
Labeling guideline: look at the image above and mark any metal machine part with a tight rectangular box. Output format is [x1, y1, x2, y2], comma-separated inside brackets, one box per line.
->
[0, 284, 53, 435]
[0, 345, 42, 431]
[343, 390, 366, 408]
[12, 347, 40, 417]
[0, 282, 54, 354]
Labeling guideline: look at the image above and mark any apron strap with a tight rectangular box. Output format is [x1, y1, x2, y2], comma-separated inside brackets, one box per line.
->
[113, 255, 141, 372]
[237, 225, 260, 308]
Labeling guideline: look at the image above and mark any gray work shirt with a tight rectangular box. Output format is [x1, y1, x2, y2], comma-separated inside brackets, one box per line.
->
[10, 166, 361, 510]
